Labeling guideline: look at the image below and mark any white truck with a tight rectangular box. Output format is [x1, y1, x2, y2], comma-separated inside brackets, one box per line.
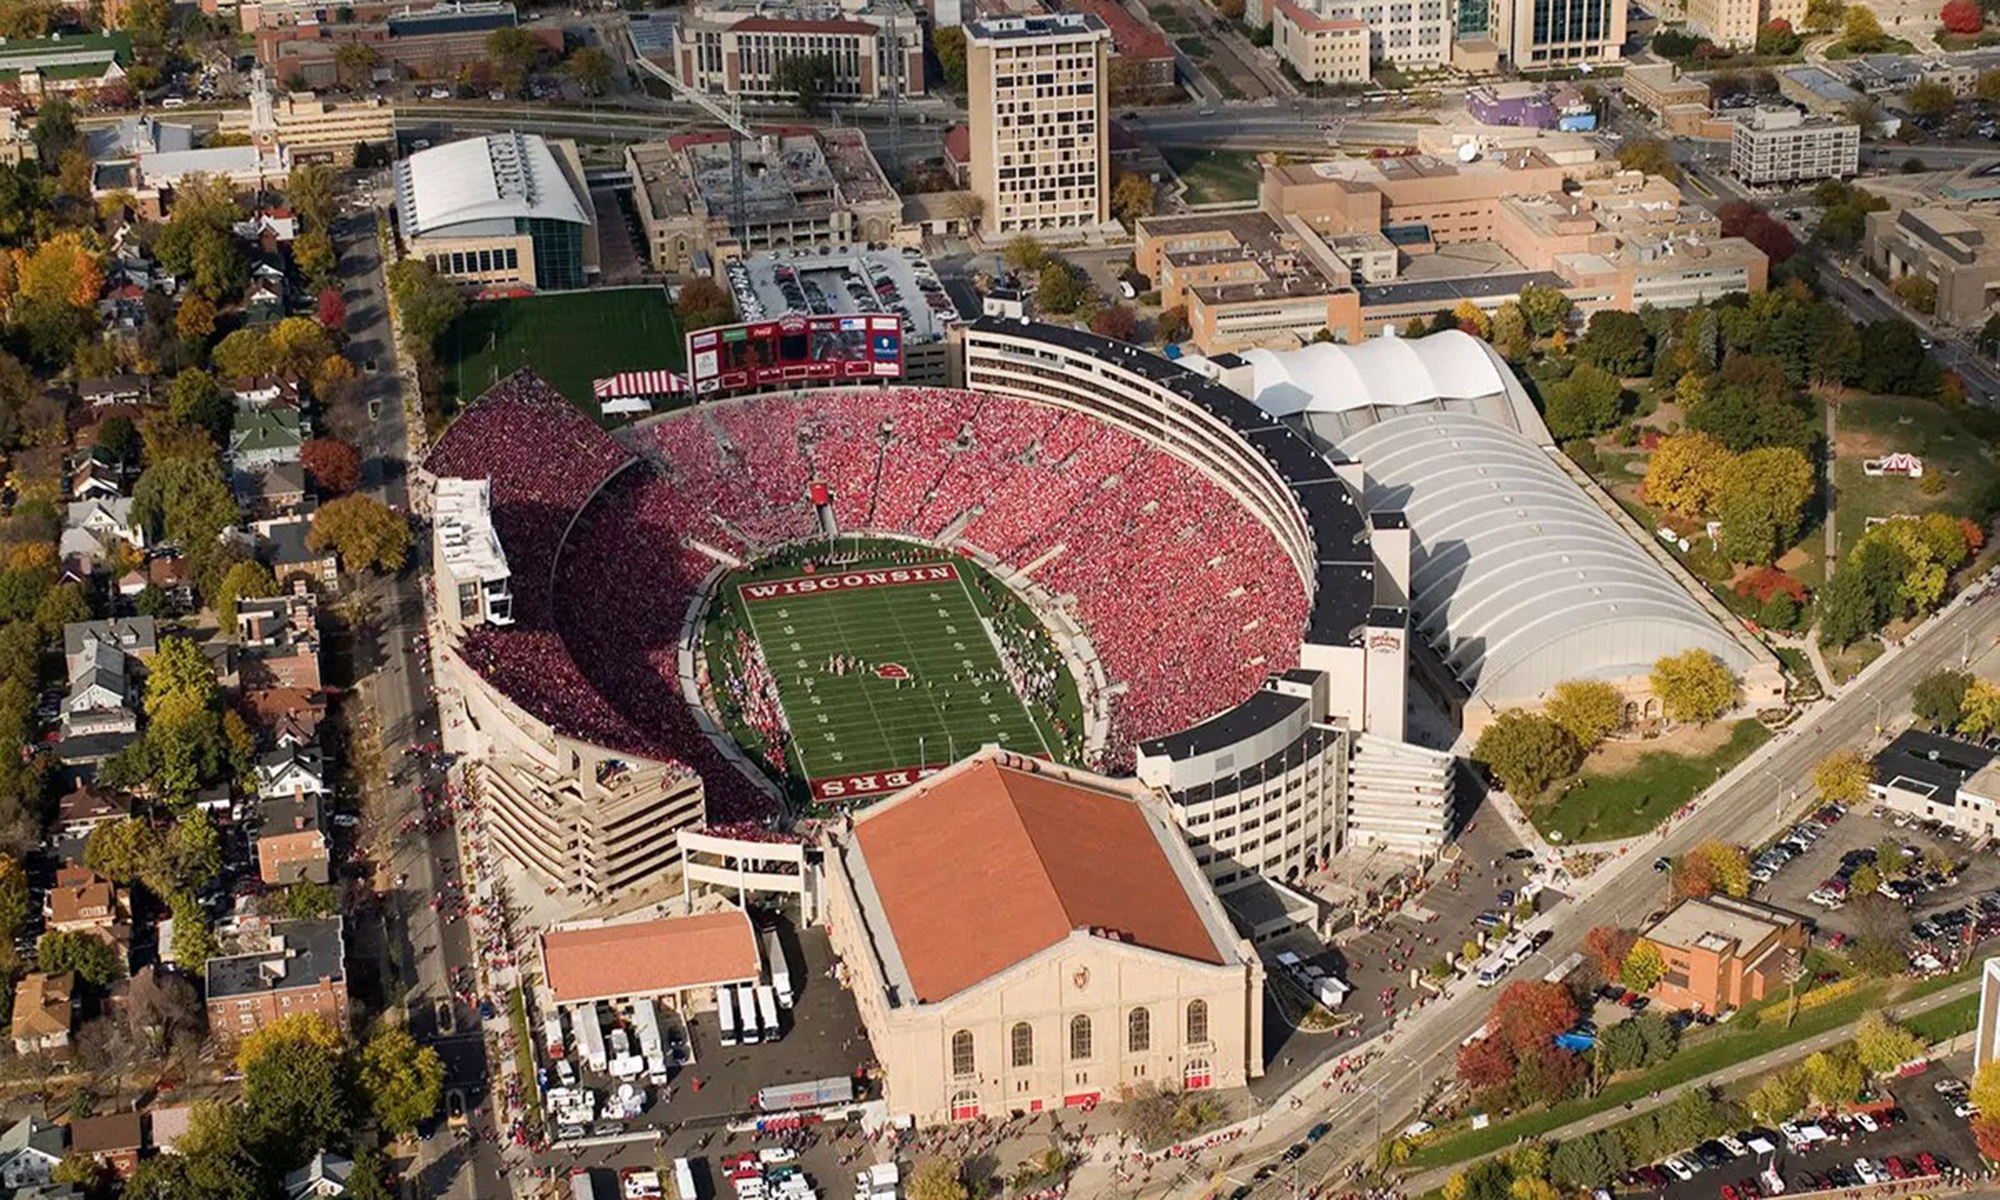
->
[631, 1000, 671, 1084]
[764, 929, 793, 1007]
[755, 985, 782, 1042]
[574, 1005, 609, 1073]
[608, 1027, 646, 1080]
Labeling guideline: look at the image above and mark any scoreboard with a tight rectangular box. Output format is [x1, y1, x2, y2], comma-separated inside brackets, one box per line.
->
[686, 314, 903, 395]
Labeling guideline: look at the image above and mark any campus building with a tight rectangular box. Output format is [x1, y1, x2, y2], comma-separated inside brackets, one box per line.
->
[1249, 0, 1447, 65]
[1487, 0, 1629, 68]
[1869, 729, 2000, 840]
[665, 0, 925, 102]
[393, 132, 598, 291]
[624, 127, 902, 275]
[1684, 0, 1804, 48]
[540, 910, 761, 1008]
[254, 0, 561, 87]
[0, 32, 129, 97]
[1635, 896, 1808, 1014]
[964, 13, 1112, 236]
[1862, 205, 2000, 330]
[1271, 2, 1372, 82]
[220, 89, 395, 165]
[1730, 107, 1860, 187]
[821, 750, 1266, 1123]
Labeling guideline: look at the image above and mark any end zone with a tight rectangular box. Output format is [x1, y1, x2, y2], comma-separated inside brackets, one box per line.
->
[739, 562, 959, 603]
[811, 763, 950, 800]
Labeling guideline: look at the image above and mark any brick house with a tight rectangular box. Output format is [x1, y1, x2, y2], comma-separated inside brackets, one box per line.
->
[1636, 895, 1809, 1014]
[203, 919, 348, 1045]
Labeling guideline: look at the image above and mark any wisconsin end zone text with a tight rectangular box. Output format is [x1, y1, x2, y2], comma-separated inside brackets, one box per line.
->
[738, 562, 960, 603]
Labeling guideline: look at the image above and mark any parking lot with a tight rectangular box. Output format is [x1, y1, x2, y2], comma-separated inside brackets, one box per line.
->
[1752, 800, 2000, 943]
[1643, 1058, 1982, 1200]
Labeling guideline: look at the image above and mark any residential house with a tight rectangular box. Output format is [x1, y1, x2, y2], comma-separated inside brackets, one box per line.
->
[67, 1113, 142, 1180]
[239, 460, 309, 521]
[61, 497, 144, 564]
[257, 744, 328, 802]
[0, 1117, 66, 1190]
[1635, 895, 1809, 1014]
[58, 618, 155, 761]
[233, 377, 303, 409]
[46, 865, 126, 941]
[257, 791, 329, 885]
[240, 686, 326, 746]
[263, 517, 337, 588]
[230, 408, 304, 471]
[238, 589, 321, 690]
[76, 375, 150, 408]
[145, 1105, 193, 1155]
[284, 1152, 353, 1198]
[115, 554, 193, 607]
[55, 781, 131, 840]
[234, 209, 298, 250]
[204, 919, 348, 1045]
[10, 972, 74, 1056]
[70, 457, 124, 501]
[244, 259, 288, 325]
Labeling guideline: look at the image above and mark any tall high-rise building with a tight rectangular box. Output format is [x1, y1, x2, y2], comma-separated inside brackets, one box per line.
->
[965, 13, 1110, 236]
[1486, 0, 1627, 68]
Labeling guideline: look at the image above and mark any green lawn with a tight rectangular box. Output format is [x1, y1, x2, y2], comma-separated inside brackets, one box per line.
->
[440, 286, 684, 425]
[1904, 991, 1978, 1045]
[1529, 720, 1772, 845]
[1162, 146, 1261, 205]
[1831, 393, 1998, 560]
[1176, 35, 1210, 56]
[704, 540, 1081, 808]
[1825, 36, 1917, 58]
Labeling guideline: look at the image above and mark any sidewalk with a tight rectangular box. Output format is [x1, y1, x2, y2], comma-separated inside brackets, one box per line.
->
[1399, 974, 1982, 1195]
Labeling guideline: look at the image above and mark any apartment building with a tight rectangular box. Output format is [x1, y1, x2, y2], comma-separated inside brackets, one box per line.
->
[1863, 205, 2000, 329]
[667, 0, 925, 102]
[1272, 2, 1370, 84]
[624, 127, 901, 275]
[1685, 0, 1804, 49]
[1730, 106, 1859, 186]
[965, 13, 1111, 235]
[203, 919, 349, 1045]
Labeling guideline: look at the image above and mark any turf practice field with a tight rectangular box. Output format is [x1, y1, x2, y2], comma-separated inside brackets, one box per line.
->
[737, 561, 1053, 800]
[441, 287, 683, 423]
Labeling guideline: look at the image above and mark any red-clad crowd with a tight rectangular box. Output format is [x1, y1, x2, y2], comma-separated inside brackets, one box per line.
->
[428, 378, 1312, 814]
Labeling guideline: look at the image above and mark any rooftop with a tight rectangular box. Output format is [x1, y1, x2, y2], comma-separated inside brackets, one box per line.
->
[540, 910, 761, 1004]
[1873, 728, 1999, 808]
[965, 11, 1109, 40]
[725, 247, 955, 343]
[434, 477, 511, 585]
[394, 132, 590, 240]
[204, 918, 345, 1000]
[1645, 895, 1799, 955]
[844, 752, 1229, 1004]
[1060, 0, 1171, 57]
[632, 126, 892, 228]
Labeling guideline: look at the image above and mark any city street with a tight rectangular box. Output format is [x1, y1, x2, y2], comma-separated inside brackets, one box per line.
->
[329, 207, 503, 1198]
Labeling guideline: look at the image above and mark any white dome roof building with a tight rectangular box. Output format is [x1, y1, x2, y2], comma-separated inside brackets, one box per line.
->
[1221, 332, 1783, 734]
[392, 132, 598, 291]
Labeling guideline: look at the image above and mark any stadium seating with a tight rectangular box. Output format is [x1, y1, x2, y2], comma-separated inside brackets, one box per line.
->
[431, 378, 1311, 813]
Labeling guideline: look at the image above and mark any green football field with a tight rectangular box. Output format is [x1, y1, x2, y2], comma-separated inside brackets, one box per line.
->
[440, 287, 683, 424]
[736, 560, 1054, 799]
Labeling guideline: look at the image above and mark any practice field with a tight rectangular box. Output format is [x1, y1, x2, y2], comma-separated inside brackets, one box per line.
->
[737, 561, 1053, 800]
[440, 287, 683, 424]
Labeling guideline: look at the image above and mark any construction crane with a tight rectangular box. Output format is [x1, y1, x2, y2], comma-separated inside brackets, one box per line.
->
[629, 48, 754, 240]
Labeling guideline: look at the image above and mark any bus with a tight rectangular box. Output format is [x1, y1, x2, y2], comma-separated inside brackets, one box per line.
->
[672, 1158, 699, 1200]
[717, 985, 738, 1048]
[736, 983, 762, 1044]
[754, 984, 781, 1042]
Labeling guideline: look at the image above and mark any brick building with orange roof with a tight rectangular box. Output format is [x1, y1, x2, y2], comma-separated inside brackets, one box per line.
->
[822, 747, 1264, 1124]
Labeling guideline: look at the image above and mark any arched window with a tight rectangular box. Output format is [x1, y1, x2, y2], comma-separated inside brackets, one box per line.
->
[951, 1029, 975, 1077]
[1069, 1014, 1092, 1060]
[1185, 1058, 1212, 1090]
[1186, 999, 1209, 1045]
[1011, 1022, 1033, 1068]
[949, 1088, 980, 1120]
[1128, 1007, 1151, 1054]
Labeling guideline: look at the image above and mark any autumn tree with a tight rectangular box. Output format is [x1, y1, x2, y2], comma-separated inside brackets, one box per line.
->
[300, 439, 361, 496]
[1841, 2, 1888, 50]
[908, 1157, 969, 1200]
[1643, 432, 1732, 518]
[1472, 710, 1581, 799]
[1672, 840, 1752, 899]
[1912, 669, 1973, 728]
[357, 1021, 444, 1138]
[1088, 304, 1139, 342]
[1111, 173, 1155, 226]
[674, 277, 736, 332]
[1813, 749, 1872, 805]
[316, 287, 347, 332]
[237, 1013, 350, 1156]
[1650, 649, 1735, 724]
[1488, 980, 1580, 1055]
[1545, 679, 1623, 750]
[1620, 941, 1666, 992]
[308, 494, 411, 574]
[1456, 1033, 1516, 1097]
[215, 561, 277, 627]
[1715, 445, 1813, 564]
[1853, 1010, 1925, 1074]
[1615, 137, 1679, 181]
[1582, 925, 1636, 980]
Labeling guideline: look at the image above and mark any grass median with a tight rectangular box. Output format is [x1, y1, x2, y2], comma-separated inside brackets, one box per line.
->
[509, 986, 544, 1134]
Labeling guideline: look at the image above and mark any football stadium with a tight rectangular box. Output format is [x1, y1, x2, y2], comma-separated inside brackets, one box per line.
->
[422, 317, 1768, 921]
